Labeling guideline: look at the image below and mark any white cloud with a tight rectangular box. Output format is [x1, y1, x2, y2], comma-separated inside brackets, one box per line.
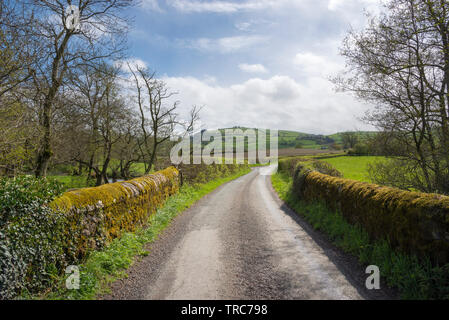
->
[166, 0, 383, 14]
[234, 19, 276, 32]
[130, 1, 382, 134]
[114, 58, 148, 73]
[165, 0, 382, 14]
[235, 21, 252, 31]
[293, 52, 342, 77]
[178, 35, 268, 53]
[327, 0, 344, 10]
[327, 0, 383, 14]
[162, 75, 373, 134]
[167, 0, 295, 13]
[239, 63, 268, 74]
[141, 0, 163, 11]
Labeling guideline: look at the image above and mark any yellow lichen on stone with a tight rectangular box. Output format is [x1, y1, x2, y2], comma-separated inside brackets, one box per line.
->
[49, 167, 180, 260]
[292, 168, 449, 265]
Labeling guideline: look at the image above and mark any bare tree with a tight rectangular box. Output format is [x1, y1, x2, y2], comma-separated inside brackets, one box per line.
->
[130, 64, 174, 173]
[14, 0, 137, 177]
[341, 132, 359, 149]
[110, 117, 142, 180]
[96, 79, 128, 185]
[335, 0, 449, 194]
[0, 1, 38, 98]
[128, 63, 202, 173]
[67, 62, 130, 186]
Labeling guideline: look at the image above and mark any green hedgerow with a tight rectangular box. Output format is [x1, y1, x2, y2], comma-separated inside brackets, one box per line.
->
[0, 176, 65, 299]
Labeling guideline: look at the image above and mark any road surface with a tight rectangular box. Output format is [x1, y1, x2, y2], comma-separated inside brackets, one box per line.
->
[104, 167, 393, 300]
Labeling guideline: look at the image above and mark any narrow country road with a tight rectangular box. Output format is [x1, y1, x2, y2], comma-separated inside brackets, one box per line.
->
[104, 167, 393, 300]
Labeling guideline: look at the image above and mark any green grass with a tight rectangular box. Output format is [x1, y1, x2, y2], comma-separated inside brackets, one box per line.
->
[38, 167, 251, 300]
[321, 156, 387, 182]
[48, 175, 94, 191]
[210, 128, 378, 150]
[249, 162, 271, 167]
[271, 171, 449, 300]
[106, 160, 148, 176]
[49, 161, 150, 191]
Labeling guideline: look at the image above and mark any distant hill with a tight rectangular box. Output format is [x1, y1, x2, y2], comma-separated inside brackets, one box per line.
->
[278, 130, 377, 149]
[198, 127, 378, 150]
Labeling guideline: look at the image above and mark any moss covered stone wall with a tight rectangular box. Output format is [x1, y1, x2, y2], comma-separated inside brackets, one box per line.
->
[50, 167, 179, 260]
[291, 166, 449, 265]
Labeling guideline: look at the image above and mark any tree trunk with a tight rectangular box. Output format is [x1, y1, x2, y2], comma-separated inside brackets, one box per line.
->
[95, 170, 103, 186]
[98, 143, 112, 186]
[35, 99, 52, 177]
[34, 32, 71, 177]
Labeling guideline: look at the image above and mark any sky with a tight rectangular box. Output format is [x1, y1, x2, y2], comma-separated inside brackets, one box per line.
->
[123, 0, 384, 134]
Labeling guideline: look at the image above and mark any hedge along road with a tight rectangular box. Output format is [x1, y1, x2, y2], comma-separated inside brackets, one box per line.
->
[104, 166, 393, 300]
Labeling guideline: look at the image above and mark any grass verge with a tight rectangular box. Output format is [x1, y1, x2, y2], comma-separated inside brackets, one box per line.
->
[271, 171, 449, 300]
[36, 167, 251, 300]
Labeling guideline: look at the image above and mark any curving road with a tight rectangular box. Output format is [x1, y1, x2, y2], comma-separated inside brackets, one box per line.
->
[104, 167, 393, 300]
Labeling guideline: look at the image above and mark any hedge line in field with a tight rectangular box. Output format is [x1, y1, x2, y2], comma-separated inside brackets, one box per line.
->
[278, 157, 308, 176]
[178, 163, 249, 185]
[289, 164, 449, 265]
[279, 157, 342, 178]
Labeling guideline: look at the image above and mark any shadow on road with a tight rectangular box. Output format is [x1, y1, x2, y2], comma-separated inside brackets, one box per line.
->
[268, 179, 398, 300]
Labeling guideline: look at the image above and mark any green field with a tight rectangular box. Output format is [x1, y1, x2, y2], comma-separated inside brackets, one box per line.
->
[322, 156, 387, 182]
[48, 161, 150, 191]
[48, 175, 94, 191]
[210, 128, 379, 150]
[106, 160, 148, 176]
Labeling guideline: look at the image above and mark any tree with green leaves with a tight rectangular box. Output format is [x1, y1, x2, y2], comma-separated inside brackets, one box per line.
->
[335, 0, 449, 194]
[341, 132, 359, 149]
[13, 0, 137, 177]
